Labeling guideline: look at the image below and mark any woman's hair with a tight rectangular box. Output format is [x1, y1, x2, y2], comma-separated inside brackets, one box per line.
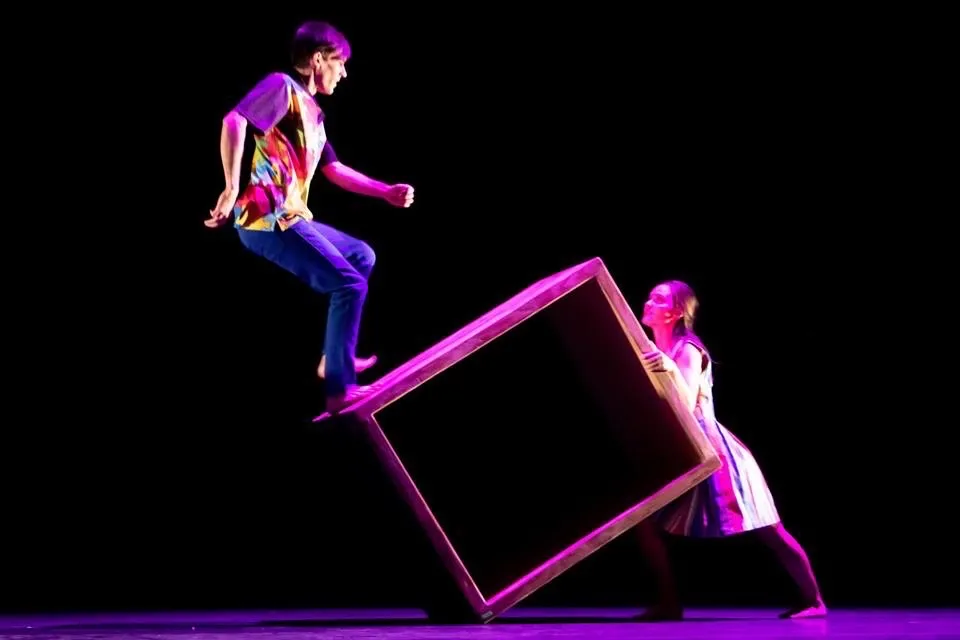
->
[662, 280, 712, 369]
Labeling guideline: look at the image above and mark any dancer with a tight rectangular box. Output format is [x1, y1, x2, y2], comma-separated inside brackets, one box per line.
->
[633, 280, 827, 620]
[205, 20, 414, 413]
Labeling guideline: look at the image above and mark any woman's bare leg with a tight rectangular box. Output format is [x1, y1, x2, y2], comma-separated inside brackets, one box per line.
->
[754, 523, 827, 618]
[632, 520, 683, 621]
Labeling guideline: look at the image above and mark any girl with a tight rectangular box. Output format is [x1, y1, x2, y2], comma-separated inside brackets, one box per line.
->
[634, 280, 827, 620]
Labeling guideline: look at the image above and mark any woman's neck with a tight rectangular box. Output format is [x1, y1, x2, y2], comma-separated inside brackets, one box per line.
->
[652, 325, 679, 355]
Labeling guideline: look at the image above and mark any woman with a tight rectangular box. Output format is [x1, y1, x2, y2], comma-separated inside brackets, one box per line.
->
[633, 280, 827, 620]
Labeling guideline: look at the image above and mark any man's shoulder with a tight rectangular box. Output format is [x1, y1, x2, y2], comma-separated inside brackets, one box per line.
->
[262, 71, 317, 102]
[235, 71, 300, 131]
[255, 71, 297, 88]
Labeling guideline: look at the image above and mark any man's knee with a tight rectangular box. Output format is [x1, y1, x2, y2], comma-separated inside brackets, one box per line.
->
[329, 267, 368, 295]
[297, 260, 368, 297]
[341, 274, 368, 297]
[356, 241, 376, 275]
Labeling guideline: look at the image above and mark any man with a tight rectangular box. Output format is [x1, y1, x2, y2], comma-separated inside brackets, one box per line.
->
[205, 20, 414, 413]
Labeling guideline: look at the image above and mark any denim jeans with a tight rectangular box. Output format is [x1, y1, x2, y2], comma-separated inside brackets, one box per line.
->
[236, 219, 375, 396]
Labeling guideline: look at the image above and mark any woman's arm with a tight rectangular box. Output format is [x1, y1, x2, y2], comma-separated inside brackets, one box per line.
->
[672, 343, 704, 405]
[655, 343, 703, 412]
[641, 342, 704, 411]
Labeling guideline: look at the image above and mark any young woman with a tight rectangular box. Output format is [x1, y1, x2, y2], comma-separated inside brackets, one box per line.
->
[633, 280, 827, 620]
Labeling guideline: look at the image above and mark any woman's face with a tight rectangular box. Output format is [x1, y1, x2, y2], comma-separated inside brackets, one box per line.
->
[641, 283, 678, 328]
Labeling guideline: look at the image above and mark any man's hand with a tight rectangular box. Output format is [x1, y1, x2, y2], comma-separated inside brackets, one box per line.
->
[205, 187, 238, 228]
[384, 183, 414, 208]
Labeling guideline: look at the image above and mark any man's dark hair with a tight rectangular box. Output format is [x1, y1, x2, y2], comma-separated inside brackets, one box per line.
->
[291, 21, 351, 67]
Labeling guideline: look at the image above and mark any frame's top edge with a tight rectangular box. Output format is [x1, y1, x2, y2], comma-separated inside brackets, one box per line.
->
[313, 257, 608, 422]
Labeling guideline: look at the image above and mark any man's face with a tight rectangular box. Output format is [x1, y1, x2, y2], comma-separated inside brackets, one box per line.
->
[316, 50, 348, 95]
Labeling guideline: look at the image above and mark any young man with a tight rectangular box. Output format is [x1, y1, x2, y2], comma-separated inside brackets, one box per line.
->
[205, 20, 414, 413]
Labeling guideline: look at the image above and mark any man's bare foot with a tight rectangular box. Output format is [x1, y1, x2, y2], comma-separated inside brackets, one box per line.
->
[632, 602, 683, 622]
[325, 384, 375, 414]
[779, 597, 828, 619]
[317, 354, 378, 379]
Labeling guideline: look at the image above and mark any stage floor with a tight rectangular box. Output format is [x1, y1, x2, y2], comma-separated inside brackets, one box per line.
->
[2, 608, 957, 639]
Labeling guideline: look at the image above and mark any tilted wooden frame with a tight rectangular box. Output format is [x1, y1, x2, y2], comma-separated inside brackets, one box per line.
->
[314, 257, 721, 622]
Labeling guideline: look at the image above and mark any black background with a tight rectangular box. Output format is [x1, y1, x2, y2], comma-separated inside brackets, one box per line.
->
[3, 8, 951, 614]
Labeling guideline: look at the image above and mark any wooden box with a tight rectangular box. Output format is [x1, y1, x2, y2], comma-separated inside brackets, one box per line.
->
[314, 257, 720, 622]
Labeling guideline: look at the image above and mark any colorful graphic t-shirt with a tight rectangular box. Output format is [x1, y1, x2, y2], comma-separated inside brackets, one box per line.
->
[231, 72, 339, 231]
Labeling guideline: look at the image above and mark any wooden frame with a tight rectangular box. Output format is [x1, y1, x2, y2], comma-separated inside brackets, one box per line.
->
[314, 257, 720, 622]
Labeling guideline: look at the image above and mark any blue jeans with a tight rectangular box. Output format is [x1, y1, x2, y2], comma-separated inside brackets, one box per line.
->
[236, 219, 376, 396]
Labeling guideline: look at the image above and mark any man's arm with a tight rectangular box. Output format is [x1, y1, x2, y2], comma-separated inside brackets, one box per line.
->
[220, 112, 247, 192]
[224, 72, 292, 189]
[319, 142, 413, 207]
[206, 73, 293, 227]
[206, 111, 247, 226]
[322, 161, 391, 198]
